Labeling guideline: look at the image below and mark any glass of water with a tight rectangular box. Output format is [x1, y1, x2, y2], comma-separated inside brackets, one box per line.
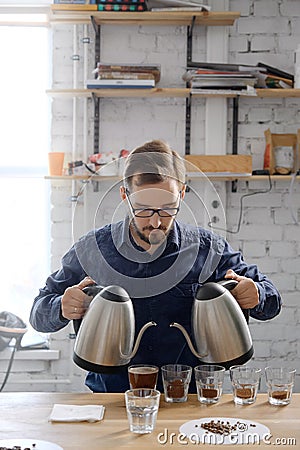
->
[125, 388, 160, 434]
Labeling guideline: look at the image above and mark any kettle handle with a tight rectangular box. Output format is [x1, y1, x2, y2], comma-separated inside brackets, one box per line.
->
[217, 279, 238, 290]
[217, 279, 250, 324]
[73, 284, 103, 335]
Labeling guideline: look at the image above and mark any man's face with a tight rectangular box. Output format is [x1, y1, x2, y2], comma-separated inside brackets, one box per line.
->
[124, 179, 184, 247]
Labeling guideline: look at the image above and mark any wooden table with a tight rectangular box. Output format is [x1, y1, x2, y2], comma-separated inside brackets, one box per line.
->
[1, 392, 299, 449]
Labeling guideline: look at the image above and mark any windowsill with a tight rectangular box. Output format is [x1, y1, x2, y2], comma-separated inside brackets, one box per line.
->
[0, 348, 60, 361]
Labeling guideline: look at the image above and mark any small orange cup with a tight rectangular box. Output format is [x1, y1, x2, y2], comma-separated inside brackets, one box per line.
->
[48, 152, 64, 176]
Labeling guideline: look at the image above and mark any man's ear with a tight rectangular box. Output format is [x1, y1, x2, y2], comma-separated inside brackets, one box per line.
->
[181, 184, 186, 200]
[120, 186, 127, 201]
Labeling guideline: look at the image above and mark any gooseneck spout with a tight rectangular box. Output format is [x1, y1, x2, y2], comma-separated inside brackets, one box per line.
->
[128, 321, 157, 359]
[170, 322, 208, 359]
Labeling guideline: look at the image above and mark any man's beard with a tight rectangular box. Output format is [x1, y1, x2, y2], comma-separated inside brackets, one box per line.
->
[131, 219, 170, 245]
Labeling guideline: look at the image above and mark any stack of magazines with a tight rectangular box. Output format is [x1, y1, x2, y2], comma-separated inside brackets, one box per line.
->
[183, 62, 294, 93]
[183, 69, 257, 91]
[86, 62, 161, 88]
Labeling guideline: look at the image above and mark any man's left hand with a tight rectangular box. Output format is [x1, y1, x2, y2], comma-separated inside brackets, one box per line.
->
[225, 269, 259, 309]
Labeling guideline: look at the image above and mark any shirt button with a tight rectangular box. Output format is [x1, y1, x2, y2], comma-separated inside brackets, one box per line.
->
[148, 346, 153, 351]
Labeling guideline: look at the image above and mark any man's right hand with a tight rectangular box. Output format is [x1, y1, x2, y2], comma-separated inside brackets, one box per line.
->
[61, 276, 95, 320]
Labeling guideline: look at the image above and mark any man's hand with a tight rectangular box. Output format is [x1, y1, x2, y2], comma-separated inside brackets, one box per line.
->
[61, 276, 95, 320]
[225, 269, 259, 309]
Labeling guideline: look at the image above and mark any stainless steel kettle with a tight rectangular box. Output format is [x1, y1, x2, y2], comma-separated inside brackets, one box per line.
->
[73, 285, 156, 373]
[170, 280, 253, 369]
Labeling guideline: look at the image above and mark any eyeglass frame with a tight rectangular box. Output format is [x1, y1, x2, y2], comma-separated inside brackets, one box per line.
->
[125, 188, 182, 218]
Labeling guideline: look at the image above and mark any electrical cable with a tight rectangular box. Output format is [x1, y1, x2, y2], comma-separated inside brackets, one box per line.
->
[287, 140, 299, 226]
[0, 336, 22, 392]
[208, 172, 273, 234]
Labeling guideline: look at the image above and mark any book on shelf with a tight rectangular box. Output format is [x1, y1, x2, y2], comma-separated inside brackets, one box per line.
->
[98, 0, 146, 3]
[190, 79, 256, 87]
[183, 69, 257, 81]
[190, 81, 255, 89]
[183, 68, 257, 89]
[255, 72, 293, 89]
[191, 86, 257, 96]
[187, 62, 267, 73]
[53, 3, 98, 9]
[146, 0, 210, 11]
[150, 6, 209, 11]
[53, 0, 95, 4]
[97, 72, 155, 80]
[96, 62, 161, 71]
[97, 3, 147, 10]
[257, 62, 294, 82]
[86, 78, 155, 88]
[94, 62, 161, 83]
[185, 62, 294, 89]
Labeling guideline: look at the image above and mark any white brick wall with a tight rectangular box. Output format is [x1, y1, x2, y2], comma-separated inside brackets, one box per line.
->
[9, 0, 300, 393]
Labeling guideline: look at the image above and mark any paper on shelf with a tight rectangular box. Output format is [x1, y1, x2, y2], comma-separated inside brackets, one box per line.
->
[191, 86, 257, 96]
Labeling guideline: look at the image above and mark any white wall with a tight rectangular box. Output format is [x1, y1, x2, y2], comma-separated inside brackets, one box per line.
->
[4, 0, 300, 392]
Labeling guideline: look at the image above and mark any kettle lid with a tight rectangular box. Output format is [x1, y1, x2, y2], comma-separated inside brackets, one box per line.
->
[195, 282, 225, 301]
[101, 285, 130, 303]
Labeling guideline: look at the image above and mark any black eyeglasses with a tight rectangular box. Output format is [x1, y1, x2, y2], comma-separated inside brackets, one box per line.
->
[125, 189, 181, 218]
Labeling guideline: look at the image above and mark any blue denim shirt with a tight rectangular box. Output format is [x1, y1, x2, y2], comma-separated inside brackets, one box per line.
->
[30, 220, 281, 393]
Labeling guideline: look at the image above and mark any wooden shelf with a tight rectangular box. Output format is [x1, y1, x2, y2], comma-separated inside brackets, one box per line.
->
[45, 174, 300, 182]
[256, 88, 300, 98]
[46, 88, 300, 99]
[46, 88, 189, 98]
[192, 89, 300, 98]
[50, 7, 240, 26]
[45, 175, 121, 182]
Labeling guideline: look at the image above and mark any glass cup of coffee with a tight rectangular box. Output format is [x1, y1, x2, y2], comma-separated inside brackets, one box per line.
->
[265, 367, 296, 406]
[128, 364, 159, 389]
[230, 365, 261, 405]
[161, 364, 192, 403]
[194, 365, 225, 404]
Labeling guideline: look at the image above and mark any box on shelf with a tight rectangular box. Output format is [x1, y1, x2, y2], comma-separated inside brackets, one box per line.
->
[264, 128, 300, 175]
[185, 154, 252, 175]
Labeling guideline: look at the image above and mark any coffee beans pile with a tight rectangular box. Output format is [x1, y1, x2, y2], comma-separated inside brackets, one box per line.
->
[200, 420, 237, 435]
[196, 420, 255, 436]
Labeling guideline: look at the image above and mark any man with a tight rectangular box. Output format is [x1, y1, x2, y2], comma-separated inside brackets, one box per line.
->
[30, 140, 282, 393]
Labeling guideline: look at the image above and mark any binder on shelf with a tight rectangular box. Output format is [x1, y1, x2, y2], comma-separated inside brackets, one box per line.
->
[86, 78, 155, 88]
[257, 62, 294, 82]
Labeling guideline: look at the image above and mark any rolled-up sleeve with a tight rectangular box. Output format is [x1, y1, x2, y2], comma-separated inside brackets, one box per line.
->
[213, 239, 282, 321]
[30, 245, 86, 332]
